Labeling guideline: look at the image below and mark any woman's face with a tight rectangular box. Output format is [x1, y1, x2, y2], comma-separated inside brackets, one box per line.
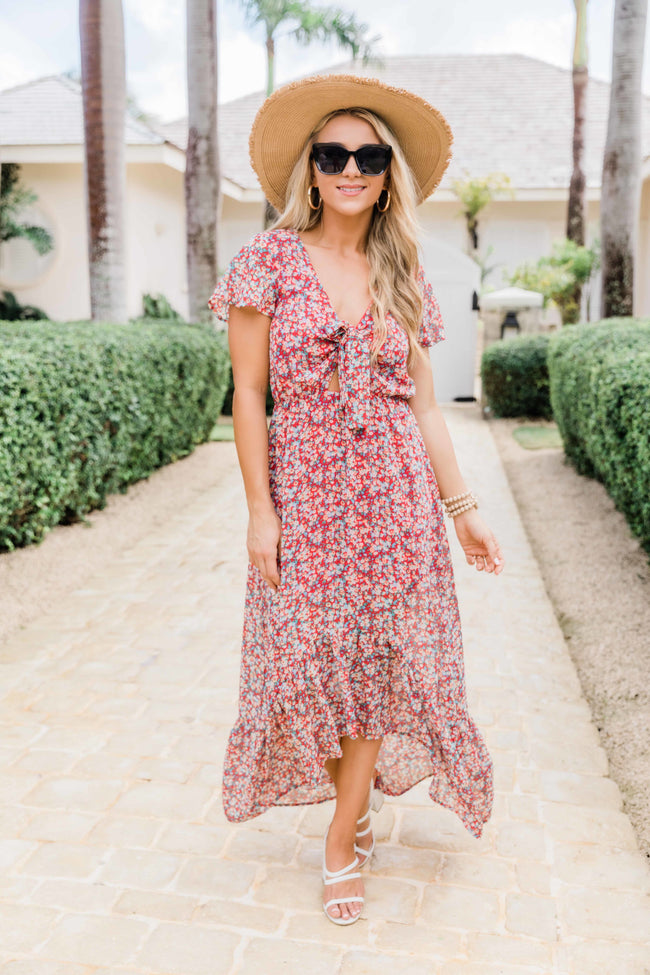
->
[310, 114, 389, 218]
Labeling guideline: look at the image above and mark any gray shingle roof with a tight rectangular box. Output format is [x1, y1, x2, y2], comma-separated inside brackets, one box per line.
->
[161, 53, 650, 193]
[0, 74, 165, 146]
[3, 56, 650, 195]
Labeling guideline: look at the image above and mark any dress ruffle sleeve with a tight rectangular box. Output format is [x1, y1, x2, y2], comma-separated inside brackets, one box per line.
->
[208, 232, 279, 322]
[417, 265, 446, 348]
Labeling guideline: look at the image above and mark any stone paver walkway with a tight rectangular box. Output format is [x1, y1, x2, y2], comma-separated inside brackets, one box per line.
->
[0, 405, 648, 975]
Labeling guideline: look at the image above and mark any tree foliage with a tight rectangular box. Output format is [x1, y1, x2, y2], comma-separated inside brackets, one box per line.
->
[0, 164, 54, 255]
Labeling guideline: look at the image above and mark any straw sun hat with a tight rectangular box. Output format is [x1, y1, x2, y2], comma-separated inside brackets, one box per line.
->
[249, 73, 454, 212]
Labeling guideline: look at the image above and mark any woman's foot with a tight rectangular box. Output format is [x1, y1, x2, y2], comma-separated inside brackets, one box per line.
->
[322, 824, 364, 922]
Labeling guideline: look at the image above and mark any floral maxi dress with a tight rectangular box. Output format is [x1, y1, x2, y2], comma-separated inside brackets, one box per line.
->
[209, 228, 493, 838]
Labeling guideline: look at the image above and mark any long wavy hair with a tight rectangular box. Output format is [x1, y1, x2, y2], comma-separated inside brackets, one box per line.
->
[271, 108, 428, 369]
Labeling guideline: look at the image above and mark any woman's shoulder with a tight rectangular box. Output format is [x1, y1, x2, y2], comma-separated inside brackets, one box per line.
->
[242, 227, 298, 259]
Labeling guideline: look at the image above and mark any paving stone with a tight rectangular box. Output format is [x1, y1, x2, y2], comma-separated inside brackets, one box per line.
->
[20, 842, 108, 879]
[85, 815, 161, 849]
[373, 920, 462, 957]
[157, 822, 231, 856]
[194, 897, 284, 933]
[21, 777, 124, 812]
[505, 892, 558, 941]
[0, 903, 60, 953]
[362, 877, 419, 924]
[30, 878, 118, 913]
[111, 781, 213, 820]
[559, 887, 650, 940]
[38, 913, 150, 966]
[339, 951, 439, 974]
[223, 826, 299, 864]
[496, 822, 547, 860]
[114, 889, 197, 922]
[420, 884, 500, 931]
[558, 940, 650, 974]
[514, 861, 552, 895]
[553, 843, 650, 890]
[237, 937, 342, 975]
[0, 963, 92, 975]
[136, 922, 239, 974]
[466, 932, 553, 967]
[540, 800, 640, 848]
[174, 856, 258, 898]
[399, 809, 486, 854]
[20, 811, 98, 844]
[97, 848, 184, 888]
[438, 852, 514, 890]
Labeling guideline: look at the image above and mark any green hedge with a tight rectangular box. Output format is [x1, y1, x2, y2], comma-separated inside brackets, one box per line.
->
[548, 318, 650, 553]
[0, 319, 230, 551]
[480, 334, 552, 418]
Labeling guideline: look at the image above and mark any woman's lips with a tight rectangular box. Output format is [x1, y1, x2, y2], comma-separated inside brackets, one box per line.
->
[337, 185, 366, 196]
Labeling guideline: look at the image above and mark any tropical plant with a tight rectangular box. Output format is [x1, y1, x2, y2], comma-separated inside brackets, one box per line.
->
[79, 0, 127, 322]
[450, 170, 514, 255]
[0, 289, 48, 321]
[0, 163, 54, 257]
[600, 0, 648, 316]
[508, 237, 600, 324]
[186, 0, 219, 322]
[238, 0, 380, 97]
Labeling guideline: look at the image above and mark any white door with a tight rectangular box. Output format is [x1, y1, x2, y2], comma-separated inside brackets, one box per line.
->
[419, 234, 480, 403]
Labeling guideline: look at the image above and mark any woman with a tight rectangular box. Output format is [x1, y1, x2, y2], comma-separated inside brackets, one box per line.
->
[209, 74, 504, 926]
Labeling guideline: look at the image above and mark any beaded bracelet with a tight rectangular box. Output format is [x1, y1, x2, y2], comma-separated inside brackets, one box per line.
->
[441, 490, 478, 518]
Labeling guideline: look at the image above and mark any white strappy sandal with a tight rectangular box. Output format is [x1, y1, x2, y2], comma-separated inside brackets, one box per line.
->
[354, 780, 384, 869]
[322, 824, 364, 925]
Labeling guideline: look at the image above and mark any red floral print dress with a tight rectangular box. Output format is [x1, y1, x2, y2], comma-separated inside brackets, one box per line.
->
[209, 228, 493, 838]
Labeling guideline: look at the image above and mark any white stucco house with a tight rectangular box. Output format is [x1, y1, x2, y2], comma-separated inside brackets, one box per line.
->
[2, 54, 650, 393]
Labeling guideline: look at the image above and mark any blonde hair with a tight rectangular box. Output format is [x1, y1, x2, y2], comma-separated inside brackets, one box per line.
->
[271, 108, 428, 369]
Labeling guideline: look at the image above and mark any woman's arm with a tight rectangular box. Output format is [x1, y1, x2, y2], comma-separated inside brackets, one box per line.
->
[407, 349, 504, 575]
[228, 305, 282, 591]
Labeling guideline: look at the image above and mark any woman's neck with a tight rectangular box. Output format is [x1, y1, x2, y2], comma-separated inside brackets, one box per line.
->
[305, 207, 372, 254]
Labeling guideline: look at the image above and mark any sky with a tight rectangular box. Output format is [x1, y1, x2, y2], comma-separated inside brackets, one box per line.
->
[0, 0, 645, 123]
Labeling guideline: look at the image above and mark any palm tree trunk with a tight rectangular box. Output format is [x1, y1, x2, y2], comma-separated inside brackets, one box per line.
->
[79, 0, 127, 323]
[266, 33, 275, 97]
[600, 0, 648, 318]
[567, 0, 588, 246]
[186, 0, 219, 323]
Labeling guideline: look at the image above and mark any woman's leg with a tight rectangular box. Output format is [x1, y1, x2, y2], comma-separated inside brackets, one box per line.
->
[323, 734, 383, 921]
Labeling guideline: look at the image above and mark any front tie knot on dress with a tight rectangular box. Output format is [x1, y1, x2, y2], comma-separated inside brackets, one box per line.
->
[324, 316, 375, 433]
[207, 228, 494, 841]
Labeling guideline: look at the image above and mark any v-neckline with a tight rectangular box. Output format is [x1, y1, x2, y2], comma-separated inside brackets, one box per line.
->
[292, 230, 373, 330]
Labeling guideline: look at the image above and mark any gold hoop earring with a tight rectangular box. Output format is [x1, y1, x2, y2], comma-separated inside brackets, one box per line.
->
[376, 189, 391, 213]
[307, 185, 322, 211]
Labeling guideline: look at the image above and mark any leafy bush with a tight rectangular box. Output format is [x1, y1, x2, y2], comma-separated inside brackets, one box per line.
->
[481, 334, 552, 418]
[548, 318, 650, 553]
[138, 293, 184, 322]
[0, 319, 230, 551]
[0, 289, 48, 321]
[509, 238, 600, 324]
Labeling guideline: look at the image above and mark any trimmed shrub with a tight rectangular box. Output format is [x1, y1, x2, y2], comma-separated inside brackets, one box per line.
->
[548, 318, 650, 553]
[480, 333, 552, 418]
[0, 319, 230, 551]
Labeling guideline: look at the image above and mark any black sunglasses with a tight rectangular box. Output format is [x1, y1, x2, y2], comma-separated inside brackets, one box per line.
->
[311, 142, 392, 176]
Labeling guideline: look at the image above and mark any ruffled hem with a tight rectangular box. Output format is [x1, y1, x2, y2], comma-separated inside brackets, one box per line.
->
[220, 629, 494, 839]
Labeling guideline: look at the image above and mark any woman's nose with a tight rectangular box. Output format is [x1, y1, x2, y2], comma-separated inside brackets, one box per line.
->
[341, 152, 361, 177]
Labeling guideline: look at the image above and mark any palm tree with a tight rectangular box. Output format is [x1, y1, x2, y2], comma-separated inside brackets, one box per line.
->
[79, 0, 127, 323]
[566, 0, 588, 320]
[600, 0, 648, 317]
[567, 0, 588, 247]
[186, 0, 219, 322]
[239, 0, 379, 97]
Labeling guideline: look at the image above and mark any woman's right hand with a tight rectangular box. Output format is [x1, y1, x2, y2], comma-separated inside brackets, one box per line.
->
[246, 503, 282, 591]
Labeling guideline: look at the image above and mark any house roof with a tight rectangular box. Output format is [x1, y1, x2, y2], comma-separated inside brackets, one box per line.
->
[0, 74, 166, 147]
[161, 53, 650, 196]
[3, 56, 650, 199]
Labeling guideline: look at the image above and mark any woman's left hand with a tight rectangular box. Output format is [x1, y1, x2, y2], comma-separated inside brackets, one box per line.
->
[453, 509, 504, 575]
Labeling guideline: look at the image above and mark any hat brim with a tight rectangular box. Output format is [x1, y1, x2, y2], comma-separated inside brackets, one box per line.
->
[249, 73, 453, 212]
